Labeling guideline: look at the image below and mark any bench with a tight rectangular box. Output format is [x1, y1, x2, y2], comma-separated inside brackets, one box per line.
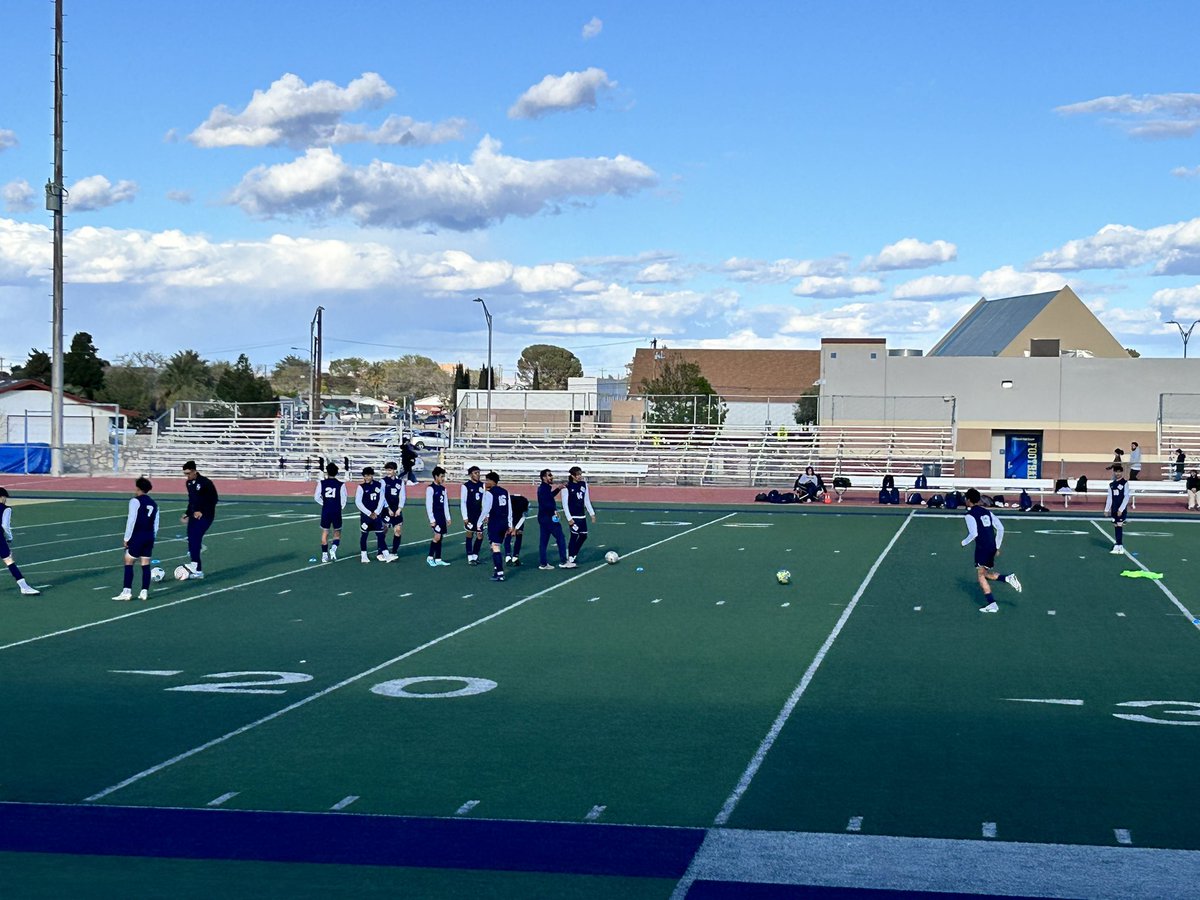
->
[446, 460, 649, 484]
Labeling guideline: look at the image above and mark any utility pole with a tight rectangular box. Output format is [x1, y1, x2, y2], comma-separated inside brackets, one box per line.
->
[310, 306, 324, 424]
[47, 0, 66, 476]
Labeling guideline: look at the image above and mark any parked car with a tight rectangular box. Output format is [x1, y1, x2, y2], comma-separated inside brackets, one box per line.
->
[410, 429, 449, 450]
[420, 413, 449, 427]
[367, 427, 406, 444]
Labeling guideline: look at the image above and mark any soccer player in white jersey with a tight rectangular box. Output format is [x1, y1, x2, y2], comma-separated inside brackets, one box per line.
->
[0, 487, 39, 595]
[561, 466, 597, 568]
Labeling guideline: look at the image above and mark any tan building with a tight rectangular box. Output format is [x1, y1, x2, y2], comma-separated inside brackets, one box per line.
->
[929, 285, 1128, 359]
[627, 347, 821, 396]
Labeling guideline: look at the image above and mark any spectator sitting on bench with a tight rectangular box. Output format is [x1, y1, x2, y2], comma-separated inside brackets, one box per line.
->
[792, 466, 825, 502]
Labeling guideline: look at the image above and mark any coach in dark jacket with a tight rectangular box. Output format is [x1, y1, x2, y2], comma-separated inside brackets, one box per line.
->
[180, 460, 218, 578]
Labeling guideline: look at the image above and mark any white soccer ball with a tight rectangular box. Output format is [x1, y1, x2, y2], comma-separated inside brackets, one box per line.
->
[605, 551, 619, 564]
[776, 569, 792, 585]
[173, 565, 191, 581]
[150, 567, 166, 583]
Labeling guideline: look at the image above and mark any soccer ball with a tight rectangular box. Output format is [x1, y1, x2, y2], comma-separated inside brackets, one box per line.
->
[605, 551, 619, 564]
[776, 569, 792, 585]
[173, 565, 191, 581]
[150, 567, 166, 583]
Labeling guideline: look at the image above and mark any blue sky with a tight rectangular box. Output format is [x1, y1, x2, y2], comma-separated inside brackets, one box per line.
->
[2, 1, 1199, 378]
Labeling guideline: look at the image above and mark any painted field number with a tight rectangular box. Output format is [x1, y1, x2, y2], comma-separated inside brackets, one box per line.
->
[166, 672, 313, 695]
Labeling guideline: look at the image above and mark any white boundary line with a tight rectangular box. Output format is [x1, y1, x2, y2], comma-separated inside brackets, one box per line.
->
[1089, 520, 1200, 633]
[82, 513, 737, 802]
[16, 514, 257, 552]
[709, 511, 914, 828]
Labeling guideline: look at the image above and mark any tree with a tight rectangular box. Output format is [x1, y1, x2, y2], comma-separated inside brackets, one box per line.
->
[1126, 347, 1141, 358]
[516, 344, 582, 390]
[271, 355, 310, 396]
[326, 357, 367, 394]
[158, 349, 215, 407]
[793, 385, 820, 425]
[63, 332, 107, 399]
[531, 366, 541, 391]
[13, 349, 51, 383]
[476, 366, 498, 391]
[450, 363, 469, 407]
[639, 357, 725, 425]
[216, 354, 276, 411]
[379, 355, 452, 404]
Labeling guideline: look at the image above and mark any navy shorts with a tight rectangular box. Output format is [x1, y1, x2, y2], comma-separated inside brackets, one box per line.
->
[321, 511, 343, 530]
[974, 549, 996, 569]
[487, 522, 509, 545]
[360, 515, 383, 533]
[431, 516, 447, 535]
[568, 516, 589, 535]
[383, 509, 404, 527]
[1111, 512, 1127, 525]
[0, 535, 9, 558]
[127, 537, 155, 558]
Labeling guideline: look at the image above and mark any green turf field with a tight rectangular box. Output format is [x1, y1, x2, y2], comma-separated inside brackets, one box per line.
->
[1, 493, 1198, 898]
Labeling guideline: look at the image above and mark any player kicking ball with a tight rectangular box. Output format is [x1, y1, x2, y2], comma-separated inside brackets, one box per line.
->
[961, 488, 1022, 612]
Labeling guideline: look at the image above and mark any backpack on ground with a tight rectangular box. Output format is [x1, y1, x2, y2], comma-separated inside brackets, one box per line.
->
[906, 492, 923, 505]
[755, 492, 769, 502]
[926, 494, 945, 508]
[944, 490, 964, 511]
[1019, 489, 1032, 511]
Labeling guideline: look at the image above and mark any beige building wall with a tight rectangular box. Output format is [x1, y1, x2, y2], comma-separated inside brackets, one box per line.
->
[1000, 286, 1128, 358]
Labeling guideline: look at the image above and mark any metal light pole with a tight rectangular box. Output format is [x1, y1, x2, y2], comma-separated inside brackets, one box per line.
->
[474, 297, 492, 448]
[47, 0, 66, 476]
[1166, 320, 1200, 359]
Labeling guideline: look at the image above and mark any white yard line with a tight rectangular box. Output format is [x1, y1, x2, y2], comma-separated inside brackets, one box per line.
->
[16, 514, 258, 552]
[1089, 521, 1200, 633]
[82, 514, 736, 803]
[711, 511, 914, 828]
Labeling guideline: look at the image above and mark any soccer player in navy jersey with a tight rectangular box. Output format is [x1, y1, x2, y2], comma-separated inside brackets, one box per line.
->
[0, 487, 39, 596]
[113, 477, 158, 601]
[381, 461, 405, 561]
[481, 471, 514, 582]
[425, 466, 452, 567]
[504, 493, 529, 566]
[560, 466, 597, 569]
[180, 461, 218, 579]
[961, 487, 1022, 613]
[1104, 464, 1131, 554]
[461, 466, 486, 565]
[314, 462, 347, 563]
[537, 469, 567, 570]
[355, 467, 388, 563]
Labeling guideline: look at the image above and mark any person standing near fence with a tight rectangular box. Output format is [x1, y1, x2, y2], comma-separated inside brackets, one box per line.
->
[1128, 442, 1142, 480]
[0, 487, 40, 596]
[180, 461, 218, 579]
[1175, 449, 1186, 482]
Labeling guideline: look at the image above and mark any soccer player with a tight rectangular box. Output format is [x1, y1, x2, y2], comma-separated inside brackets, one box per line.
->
[355, 467, 388, 563]
[504, 492, 529, 566]
[425, 465, 452, 567]
[961, 487, 1022, 613]
[113, 477, 158, 601]
[481, 471, 514, 582]
[561, 466, 597, 569]
[381, 461, 406, 561]
[536, 469, 567, 570]
[1104, 464, 1130, 554]
[0, 487, 40, 596]
[315, 462, 347, 562]
[180, 461, 218, 579]
[461, 466, 486, 565]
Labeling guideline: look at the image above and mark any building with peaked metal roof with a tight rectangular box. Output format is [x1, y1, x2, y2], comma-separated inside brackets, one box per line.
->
[928, 285, 1128, 359]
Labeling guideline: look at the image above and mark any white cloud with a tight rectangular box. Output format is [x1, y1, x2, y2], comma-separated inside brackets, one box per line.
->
[723, 298, 969, 344]
[1055, 92, 1200, 139]
[166, 189, 193, 204]
[1173, 165, 1200, 179]
[634, 261, 686, 283]
[582, 17, 603, 39]
[414, 249, 583, 294]
[68, 175, 138, 211]
[0, 129, 17, 152]
[721, 255, 848, 283]
[791, 276, 883, 298]
[1150, 285, 1200, 323]
[508, 68, 615, 120]
[188, 72, 466, 149]
[228, 137, 657, 230]
[1029, 217, 1200, 275]
[3, 179, 34, 213]
[892, 266, 1065, 301]
[515, 283, 736, 335]
[862, 237, 956, 271]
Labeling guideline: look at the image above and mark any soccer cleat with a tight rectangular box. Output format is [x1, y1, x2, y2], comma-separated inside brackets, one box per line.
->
[1007, 574, 1022, 593]
[427, 557, 438, 567]
[491, 573, 505, 582]
[189, 571, 205, 580]
[329, 546, 338, 561]
[321, 551, 330, 563]
[511, 558, 521, 567]
[186, 561, 199, 574]
[1110, 545, 1125, 555]
[559, 560, 577, 569]
[361, 552, 370, 564]
[19, 585, 40, 596]
[435, 559, 451, 567]
[377, 550, 393, 562]
[539, 564, 555, 571]
[137, 589, 149, 601]
[980, 600, 999, 613]
[467, 557, 479, 566]
[112, 589, 133, 601]
[504, 556, 512, 564]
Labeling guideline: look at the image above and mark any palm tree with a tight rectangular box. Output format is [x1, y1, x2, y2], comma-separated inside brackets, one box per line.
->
[158, 349, 214, 407]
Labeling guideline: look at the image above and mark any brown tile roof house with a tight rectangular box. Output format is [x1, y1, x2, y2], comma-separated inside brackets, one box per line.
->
[628, 348, 821, 397]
